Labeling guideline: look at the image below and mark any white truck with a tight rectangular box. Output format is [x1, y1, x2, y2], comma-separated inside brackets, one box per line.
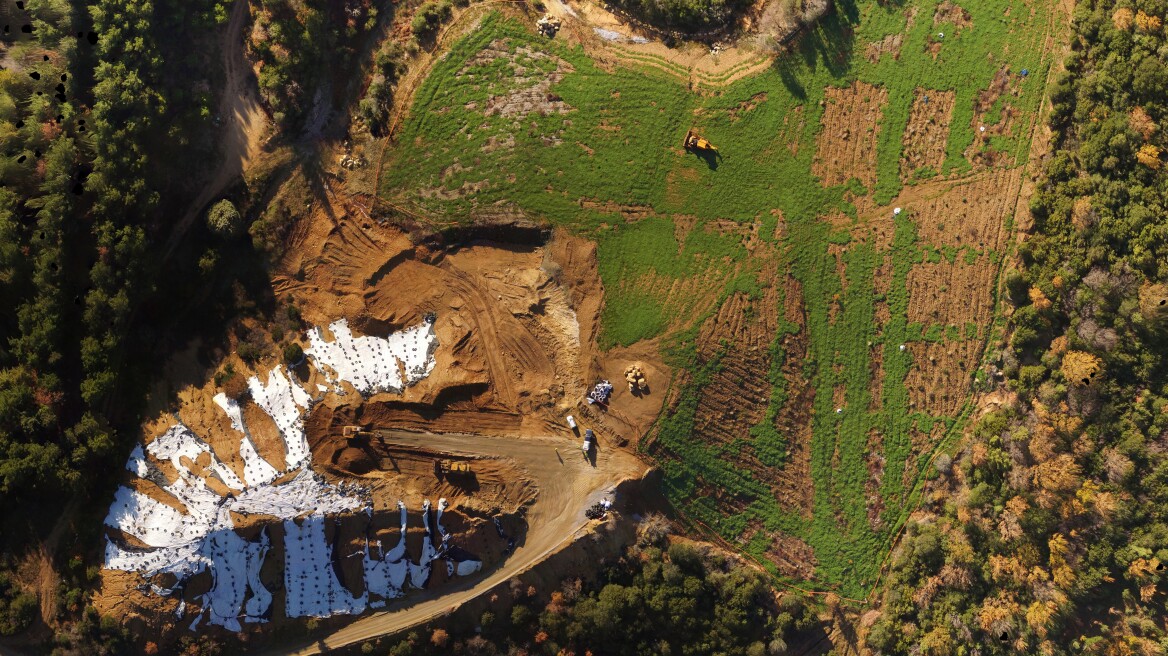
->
[582, 428, 594, 455]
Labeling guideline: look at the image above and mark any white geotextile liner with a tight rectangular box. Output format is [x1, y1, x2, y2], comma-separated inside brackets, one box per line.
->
[125, 444, 150, 477]
[248, 367, 313, 470]
[283, 515, 367, 618]
[148, 424, 245, 492]
[102, 331, 485, 631]
[214, 392, 280, 487]
[212, 392, 246, 433]
[232, 470, 363, 518]
[305, 319, 437, 396]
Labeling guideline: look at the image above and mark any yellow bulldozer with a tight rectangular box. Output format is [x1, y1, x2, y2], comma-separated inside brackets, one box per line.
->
[439, 460, 472, 475]
[684, 129, 717, 152]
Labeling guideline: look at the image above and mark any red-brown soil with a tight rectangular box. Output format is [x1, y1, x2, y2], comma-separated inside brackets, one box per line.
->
[900, 89, 955, 181]
[813, 82, 888, 189]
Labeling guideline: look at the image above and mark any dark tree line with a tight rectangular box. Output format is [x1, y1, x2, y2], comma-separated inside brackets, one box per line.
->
[378, 526, 815, 656]
[0, 0, 230, 648]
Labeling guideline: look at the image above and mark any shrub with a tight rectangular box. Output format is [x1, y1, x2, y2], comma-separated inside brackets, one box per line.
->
[237, 341, 262, 363]
[206, 199, 243, 237]
[283, 342, 304, 365]
[0, 592, 37, 636]
[411, 1, 451, 39]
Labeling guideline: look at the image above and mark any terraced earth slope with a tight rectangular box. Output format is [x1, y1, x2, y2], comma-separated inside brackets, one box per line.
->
[377, 0, 1062, 597]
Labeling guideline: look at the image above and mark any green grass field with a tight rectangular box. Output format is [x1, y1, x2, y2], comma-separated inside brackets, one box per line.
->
[380, 0, 1055, 597]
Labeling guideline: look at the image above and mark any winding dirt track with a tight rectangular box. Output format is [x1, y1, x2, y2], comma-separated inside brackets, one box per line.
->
[163, 0, 268, 260]
[286, 429, 649, 655]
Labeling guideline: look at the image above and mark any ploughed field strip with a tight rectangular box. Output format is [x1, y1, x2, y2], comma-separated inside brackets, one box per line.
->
[380, 0, 1056, 596]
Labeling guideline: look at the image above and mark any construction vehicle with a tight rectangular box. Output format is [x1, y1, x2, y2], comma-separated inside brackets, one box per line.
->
[439, 460, 472, 475]
[342, 425, 373, 443]
[684, 129, 717, 152]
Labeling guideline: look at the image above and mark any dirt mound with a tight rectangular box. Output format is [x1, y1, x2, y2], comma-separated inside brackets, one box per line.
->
[271, 206, 617, 435]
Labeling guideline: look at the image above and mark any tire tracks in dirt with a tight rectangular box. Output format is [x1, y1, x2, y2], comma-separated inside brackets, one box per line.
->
[284, 429, 648, 654]
[163, 0, 270, 261]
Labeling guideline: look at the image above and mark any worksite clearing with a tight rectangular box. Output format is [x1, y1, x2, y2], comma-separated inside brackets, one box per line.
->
[94, 203, 652, 647]
[372, 0, 1064, 602]
[93, 0, 1068, 649]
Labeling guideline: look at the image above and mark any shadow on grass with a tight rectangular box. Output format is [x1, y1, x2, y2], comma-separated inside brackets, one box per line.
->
[688, 147, 722, 170]
[772, 0, 860, 99]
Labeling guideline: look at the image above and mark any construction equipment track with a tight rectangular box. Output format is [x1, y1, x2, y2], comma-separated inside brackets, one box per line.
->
[284, 429, 648, 654]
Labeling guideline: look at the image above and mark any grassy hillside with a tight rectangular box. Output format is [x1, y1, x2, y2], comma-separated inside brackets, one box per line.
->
[379, 0, 1057, 597]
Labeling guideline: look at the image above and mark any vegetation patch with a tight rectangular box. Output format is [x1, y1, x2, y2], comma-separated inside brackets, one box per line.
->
[380, 0, 1055, 597]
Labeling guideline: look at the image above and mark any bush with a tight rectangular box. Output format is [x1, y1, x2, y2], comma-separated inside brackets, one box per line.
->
[206, 199, 243, 237]
[411, 1, 451, 39]
[237, 341, 262, 363]
[375, 42, 407, 83]
[0, 591, 37, 636]
[283, 342, 304, 365]
[609, 0, 747, 30]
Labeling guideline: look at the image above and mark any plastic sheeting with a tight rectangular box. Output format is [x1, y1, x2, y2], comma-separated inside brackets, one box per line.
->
[125, 444, 150, 477]
[232, 470, 363, 518]
[283, 515, 366, 618]
[305, 319, 437, 396]
[148, 424, 244, 492]
[101, 328, 485, 632]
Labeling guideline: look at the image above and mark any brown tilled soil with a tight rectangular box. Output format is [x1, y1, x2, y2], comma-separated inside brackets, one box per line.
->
[765, 531, 818, 581]
[813, 82, 888, 189]
[905, 255, 997, 335]
[692, 289, 779, 457]
[864, 429, 886, 532]
[904, 340, 984, 416]
[900, 89, 955, 180]
[767, 276, 815, 516]
[888, 168, 1022, 252]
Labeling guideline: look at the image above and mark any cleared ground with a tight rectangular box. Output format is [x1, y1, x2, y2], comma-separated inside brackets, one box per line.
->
[288, 429, 648, 655]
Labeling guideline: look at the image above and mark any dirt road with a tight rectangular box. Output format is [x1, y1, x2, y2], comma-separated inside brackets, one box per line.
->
[163, 0, 269, 260]
[287, 429, 649, 654]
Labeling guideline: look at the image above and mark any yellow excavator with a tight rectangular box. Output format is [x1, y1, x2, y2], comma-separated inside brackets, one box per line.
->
[342, 425, 373, 443]
[684, 129, 717, 152]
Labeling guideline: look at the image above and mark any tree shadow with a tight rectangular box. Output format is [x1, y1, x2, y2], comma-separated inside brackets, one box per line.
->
[771, 0, 859, 98]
